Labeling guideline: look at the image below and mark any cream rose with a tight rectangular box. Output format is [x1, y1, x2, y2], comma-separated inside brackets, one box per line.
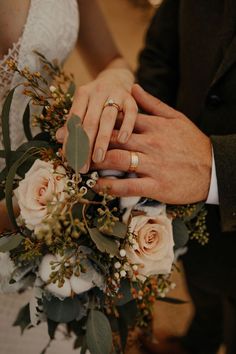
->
[126, 204, 174, 280]
[15, 160, 68, 230]
[39, 254, 104, 298]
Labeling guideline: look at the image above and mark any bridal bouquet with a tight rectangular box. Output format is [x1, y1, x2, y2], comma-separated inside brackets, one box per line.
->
[0, 53, 208, 354]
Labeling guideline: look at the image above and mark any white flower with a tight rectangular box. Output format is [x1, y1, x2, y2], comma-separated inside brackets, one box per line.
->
[120, 196, 141, 223]
[14, 160, 68, 230]
[0, 253, 27, 293]
[39, 254, 104, 298]
[70, 261, 104, 294]
[125, 204, 174, 281]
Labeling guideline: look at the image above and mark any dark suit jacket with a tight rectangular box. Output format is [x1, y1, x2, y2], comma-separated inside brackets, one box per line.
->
[137, 0, 236, 289]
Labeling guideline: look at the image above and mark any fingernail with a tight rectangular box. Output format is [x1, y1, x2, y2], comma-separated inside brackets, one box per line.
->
[118, 131, 128, 143]
[93, 148, 104, 163]
[80, 162, 89, 174]
[56, 128, 65, 142]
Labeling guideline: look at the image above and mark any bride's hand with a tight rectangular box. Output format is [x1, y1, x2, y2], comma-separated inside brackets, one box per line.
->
[56, 64, 137, 173]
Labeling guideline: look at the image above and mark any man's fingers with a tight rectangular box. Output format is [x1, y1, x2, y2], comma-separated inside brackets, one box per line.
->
[94, 177, 152, 197]
[132, 84, 178, 118]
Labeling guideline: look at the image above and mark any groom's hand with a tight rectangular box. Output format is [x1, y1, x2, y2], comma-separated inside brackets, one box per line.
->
[92, 84, 212, 204]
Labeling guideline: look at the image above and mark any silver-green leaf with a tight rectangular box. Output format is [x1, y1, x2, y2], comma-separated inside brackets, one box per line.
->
[88, 228, 119, 256]
[65, 114, 90, 173]
[0, 234, 24, 252]
[86, 310, 112, 354]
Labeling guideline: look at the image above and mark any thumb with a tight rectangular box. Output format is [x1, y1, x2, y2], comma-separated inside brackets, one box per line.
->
[132, 84, 178, 118]
[56, 125, 67, 143]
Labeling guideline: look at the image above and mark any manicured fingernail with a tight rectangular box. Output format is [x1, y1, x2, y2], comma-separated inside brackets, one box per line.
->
[93, 148, 104, 163]
[118, 131, 128, 143]
[56, 128, 65, 142]
[80, 163, 89, 174]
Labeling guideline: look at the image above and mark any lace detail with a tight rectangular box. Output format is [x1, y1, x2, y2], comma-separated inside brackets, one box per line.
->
[0, 38, 22, 148]
[0, 38, 22, 101]
[0, 0, 79, 168]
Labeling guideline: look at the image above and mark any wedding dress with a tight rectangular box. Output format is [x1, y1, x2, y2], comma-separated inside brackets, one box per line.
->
[0, 1, 80, 353]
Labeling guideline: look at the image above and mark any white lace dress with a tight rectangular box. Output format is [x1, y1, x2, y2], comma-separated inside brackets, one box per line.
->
[0, 1, 79, 353]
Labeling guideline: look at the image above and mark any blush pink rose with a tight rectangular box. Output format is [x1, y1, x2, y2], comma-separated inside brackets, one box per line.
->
[15, 160, 67, 230]
[126, 205, 174, 280]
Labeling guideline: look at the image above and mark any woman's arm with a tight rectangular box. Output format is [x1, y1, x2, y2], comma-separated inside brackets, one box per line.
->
[57, 0, 137, 172]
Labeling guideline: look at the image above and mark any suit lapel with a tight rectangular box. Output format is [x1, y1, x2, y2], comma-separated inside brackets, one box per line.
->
[210, 35, 236, 87]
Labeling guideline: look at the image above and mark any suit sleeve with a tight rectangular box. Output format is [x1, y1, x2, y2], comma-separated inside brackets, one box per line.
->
[211, 135, 236, 233]
[136, 0, 180, 106]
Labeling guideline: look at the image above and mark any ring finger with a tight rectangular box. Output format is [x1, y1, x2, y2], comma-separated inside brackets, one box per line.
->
[92, 97, 122, 163]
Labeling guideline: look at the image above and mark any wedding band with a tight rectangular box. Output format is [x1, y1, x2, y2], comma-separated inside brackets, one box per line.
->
[103, 98, 121, 112]
[128, 151, 139, 173]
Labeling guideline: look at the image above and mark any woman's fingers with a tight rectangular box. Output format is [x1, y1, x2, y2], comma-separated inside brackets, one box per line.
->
[56, 87, 89, 143]
[94, 176, 153, 197]
[92, 149, 147, 174]
[92, 97, 122, 163]
[70, 86, 90, 119]
[117, 96, 138, 143]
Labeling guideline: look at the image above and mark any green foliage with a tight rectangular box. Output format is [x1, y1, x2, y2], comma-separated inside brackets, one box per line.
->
[43, 296, 82, 323]
[172, 218, 189, 248]
[65, 114, 90, 173]
[23, 103, 33, 141]
[116, 280, 135, 306]
[47, 319, 59, 339]
[13, 303, 31, 334]
[88, 228, 119, 256]
[0, 233, 24, 252]
[86, 310, 113, 354]
[1, 87, 16, 170]
[108, 221, 128, 239]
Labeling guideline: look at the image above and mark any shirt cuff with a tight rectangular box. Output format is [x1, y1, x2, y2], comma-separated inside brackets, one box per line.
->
[206, 150, 219, 205]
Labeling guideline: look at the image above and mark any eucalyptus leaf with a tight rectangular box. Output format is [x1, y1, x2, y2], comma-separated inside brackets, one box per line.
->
[172, 219, 189, 248]
[23, 103, 33, 141]
[47, 319, 59, 339]
[65, 114, 90, 173]
[88, 228, 119, 256]
[109, 221, 127, 239]
[1, 87, 16, 169]
[117, 313, 128, 352]
[86, 310, 112, 354]
[0, 234, 24, 252]
[43, 296, 82, 323]
[81, 336, 88, 354]
[74, 336, 84, 349]
[13, 303, 31, 334]
[117, 300, 137, 327]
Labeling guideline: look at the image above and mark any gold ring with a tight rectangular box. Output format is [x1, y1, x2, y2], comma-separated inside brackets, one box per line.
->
[128, 151, 139, 173]
[103, 98, 121, 112]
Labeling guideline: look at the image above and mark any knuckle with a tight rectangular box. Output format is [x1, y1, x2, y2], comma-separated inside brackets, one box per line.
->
[76, 85, 88, 96]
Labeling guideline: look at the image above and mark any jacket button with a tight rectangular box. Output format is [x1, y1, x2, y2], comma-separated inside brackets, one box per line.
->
[207, 94, 222, 107]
